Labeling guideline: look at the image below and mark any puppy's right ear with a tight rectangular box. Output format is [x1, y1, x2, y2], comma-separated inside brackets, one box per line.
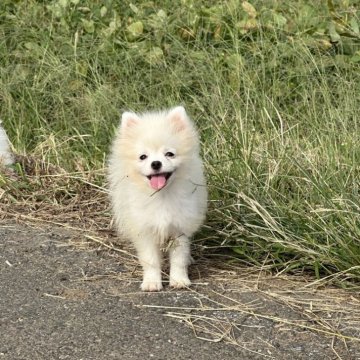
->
[121, 112, 140, 129]
[167, 106, 189, 132]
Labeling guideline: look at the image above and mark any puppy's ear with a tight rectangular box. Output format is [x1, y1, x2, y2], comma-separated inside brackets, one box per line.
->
[168, 106, 188, 132]
[121, 112, 140, 129]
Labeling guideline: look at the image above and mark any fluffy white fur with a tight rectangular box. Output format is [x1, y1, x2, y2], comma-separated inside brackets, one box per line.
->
[108, 106, 207, 291]
[0, 122, 14, 166]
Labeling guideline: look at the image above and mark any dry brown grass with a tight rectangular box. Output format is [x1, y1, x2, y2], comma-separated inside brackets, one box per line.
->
[0, 156, 109, 232]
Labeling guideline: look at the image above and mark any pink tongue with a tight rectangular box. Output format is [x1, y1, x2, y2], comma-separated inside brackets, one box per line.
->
[150, 175, 167, 190]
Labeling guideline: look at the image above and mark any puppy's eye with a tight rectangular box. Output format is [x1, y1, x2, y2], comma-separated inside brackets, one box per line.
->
[165, 152, 175, 158]
[139, 154, 147, 160]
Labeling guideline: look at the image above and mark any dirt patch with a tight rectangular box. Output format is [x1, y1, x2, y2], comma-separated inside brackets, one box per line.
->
[1, 222, 359, 359]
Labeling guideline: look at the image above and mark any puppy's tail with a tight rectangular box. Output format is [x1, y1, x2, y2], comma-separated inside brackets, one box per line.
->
[0, 120, 14, 166]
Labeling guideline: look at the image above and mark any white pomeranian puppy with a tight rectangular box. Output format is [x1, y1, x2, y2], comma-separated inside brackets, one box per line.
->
[108, 106, 207, 291]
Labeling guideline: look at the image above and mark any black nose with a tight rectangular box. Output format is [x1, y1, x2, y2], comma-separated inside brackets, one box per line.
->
[151, 161, 162, 171]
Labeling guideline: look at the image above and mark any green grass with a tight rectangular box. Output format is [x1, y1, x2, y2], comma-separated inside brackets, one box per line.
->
[1, 1, 359, 282]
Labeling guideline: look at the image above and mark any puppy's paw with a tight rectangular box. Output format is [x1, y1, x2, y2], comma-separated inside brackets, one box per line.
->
[169, 276, 191, 289]
[141, 280, 163, 292]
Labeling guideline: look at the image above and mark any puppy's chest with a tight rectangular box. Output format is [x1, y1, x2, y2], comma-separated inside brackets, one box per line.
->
[139, 191, 196, 225]
[150, 194, 190, 215]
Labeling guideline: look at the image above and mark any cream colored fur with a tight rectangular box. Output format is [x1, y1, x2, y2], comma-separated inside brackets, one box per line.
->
[108, 106, 207, 291]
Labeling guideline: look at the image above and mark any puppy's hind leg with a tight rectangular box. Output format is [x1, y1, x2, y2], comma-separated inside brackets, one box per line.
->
[169, 235, 192, 289]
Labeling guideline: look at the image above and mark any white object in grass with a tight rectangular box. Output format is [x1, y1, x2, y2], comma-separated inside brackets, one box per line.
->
[0, 121, 14, 165]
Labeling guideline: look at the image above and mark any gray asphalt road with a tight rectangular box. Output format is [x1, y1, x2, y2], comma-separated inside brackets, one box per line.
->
[1, 223, 359, 360]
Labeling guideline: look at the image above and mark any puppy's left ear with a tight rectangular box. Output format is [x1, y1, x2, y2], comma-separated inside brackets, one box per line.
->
[168, 106, 189, 132]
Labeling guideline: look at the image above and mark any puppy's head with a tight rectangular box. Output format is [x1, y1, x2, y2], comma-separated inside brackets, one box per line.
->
[117, 106, 199, 191]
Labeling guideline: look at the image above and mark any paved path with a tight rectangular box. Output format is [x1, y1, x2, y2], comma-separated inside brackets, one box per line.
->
[1, 223, 359, 359]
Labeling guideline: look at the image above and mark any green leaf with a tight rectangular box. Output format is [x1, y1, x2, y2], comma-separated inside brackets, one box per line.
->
[232, 247, 245, 255]
[350, 17, 359, 35]
[100, 6, 107, 18]
[328, 22, 341, 42]
[226, 53, 244, 69]
[157, 9, 167, 20]
[75, 60, 88, 76]
[82, 19, 95, 34]
[145, 47, 164, 65]
[58, 0, 68, 8]
[147, 9, 167, 30]
[272, 12, 287, 28]
[350, 51, 360, 63]
[24, 42, 43, 58]
[129, 3, 139, 14]
[126, 21, 144, 41]
[46, 3, 64, 18]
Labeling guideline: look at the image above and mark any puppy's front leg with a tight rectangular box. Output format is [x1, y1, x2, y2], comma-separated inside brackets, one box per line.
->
[134, 236, 163, 291]
[169, 235, 191, 288]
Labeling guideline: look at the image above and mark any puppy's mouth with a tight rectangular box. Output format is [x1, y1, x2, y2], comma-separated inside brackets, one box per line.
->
[147, 172, 173, 190]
